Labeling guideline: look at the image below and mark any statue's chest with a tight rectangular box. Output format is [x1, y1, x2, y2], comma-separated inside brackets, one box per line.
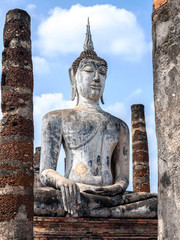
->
[62, 112, 120, 150]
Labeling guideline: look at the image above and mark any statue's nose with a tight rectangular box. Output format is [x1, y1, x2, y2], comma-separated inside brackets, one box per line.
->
[93, 70, 100, 83]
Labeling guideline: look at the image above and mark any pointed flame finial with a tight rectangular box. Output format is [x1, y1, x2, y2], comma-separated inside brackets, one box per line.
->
[83, 17, 94, 51]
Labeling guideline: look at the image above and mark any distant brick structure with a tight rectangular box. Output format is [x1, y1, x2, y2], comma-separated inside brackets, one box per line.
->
[131, 104, 150, 192]
[152, 0, 180, 239]
[34, 147, 41, 188]
[0, 9, 34, 239]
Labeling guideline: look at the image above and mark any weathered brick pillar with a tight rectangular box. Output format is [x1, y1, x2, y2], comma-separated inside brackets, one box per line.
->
[34, 147, 41, 188]
[152, 0, 180, 239]
[131, 104, 150, 192]
[0, 9, 34, 239]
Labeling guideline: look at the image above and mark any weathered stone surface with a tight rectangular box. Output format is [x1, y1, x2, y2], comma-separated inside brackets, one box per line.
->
[34, 187, 157, 218]
[152, 0, 180, 239]
[39, 19, 130, 216]
[0, 9, 34, 239]
[131, 104, 150, 192]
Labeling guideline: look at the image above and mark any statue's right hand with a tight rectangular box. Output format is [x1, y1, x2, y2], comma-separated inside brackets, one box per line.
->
[56, 178, 81, 214]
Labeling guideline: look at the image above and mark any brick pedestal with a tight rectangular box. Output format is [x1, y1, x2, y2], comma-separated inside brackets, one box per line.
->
[34, 217, 157, 239]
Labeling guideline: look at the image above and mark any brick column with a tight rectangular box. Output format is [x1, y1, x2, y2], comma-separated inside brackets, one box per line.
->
[0, 9, 34, 239]
[152, 0, 180, 239]
[131, 104, 150, 192]
[34, 147, 41, 188]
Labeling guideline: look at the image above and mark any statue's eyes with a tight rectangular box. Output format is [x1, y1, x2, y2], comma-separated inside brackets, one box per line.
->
[98, 68, 106, 76]
[83, 66, 94, 72]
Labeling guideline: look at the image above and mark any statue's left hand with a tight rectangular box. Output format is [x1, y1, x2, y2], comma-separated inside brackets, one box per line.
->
[56, 178, 81, 214]
[84, 183, 124, 196]
[41, 169, 81, 214]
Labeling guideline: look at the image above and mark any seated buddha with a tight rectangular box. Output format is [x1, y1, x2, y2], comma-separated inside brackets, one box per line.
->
[35, 19, 157, 218]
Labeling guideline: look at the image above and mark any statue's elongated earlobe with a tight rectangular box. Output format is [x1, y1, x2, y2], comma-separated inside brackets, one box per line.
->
[76, 91, 79, 106]
[101, 95, 105, 104]
[69, 67, 76, 101]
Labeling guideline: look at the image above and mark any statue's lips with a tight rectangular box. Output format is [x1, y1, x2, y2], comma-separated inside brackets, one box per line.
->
[90, 84, 102, 90]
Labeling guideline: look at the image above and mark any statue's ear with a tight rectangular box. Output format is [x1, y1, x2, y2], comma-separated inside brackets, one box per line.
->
[69, 67, 76, 101]
[101, 95, 105, 104]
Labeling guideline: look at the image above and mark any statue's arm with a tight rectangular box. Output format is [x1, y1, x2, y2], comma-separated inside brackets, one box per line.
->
[40, 113, 62, 185]
[111, 122, 130, 192]
[39, 113, 80, 214]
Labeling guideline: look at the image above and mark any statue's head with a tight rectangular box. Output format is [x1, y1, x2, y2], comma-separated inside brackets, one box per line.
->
[69, 19, 107, 105]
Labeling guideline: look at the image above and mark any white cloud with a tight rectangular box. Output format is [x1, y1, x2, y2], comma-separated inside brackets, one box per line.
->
[25, 3, 36, 16]
[26, 4, 36, 12]
[32, 56, 50, 75]
[25, 4, 37, 18]
[36, 4, 150, 61]
[125, 88, 143, 101]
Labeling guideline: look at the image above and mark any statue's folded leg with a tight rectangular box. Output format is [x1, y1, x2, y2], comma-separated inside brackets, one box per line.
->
[34, 187, 157, 218]
[78, 191, 157, 218]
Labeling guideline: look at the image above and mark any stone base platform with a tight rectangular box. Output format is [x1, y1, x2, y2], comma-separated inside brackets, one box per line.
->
[33, 216, 158, 239]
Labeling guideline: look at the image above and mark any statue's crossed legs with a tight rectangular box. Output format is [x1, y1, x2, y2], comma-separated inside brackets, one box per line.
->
[34, 187, 157, 218]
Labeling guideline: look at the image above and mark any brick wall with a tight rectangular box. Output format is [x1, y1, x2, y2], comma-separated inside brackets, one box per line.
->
[34, 217, 157, 239]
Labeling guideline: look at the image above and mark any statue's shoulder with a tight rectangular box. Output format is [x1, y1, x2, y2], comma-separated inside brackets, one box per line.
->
[102, 110, 129, 132]
[42, 108, 75, 123]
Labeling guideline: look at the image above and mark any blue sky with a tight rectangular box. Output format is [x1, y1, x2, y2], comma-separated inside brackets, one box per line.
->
[0, 0, 157, 192]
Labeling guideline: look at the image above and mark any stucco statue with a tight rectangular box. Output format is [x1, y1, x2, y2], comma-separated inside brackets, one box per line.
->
[35, 19, 157, 218]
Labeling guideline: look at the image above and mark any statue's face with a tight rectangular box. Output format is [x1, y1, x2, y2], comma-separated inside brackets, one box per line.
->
[75, 59, 107, 101]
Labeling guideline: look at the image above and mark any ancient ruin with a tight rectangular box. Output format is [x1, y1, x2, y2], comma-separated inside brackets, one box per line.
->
[0, 9, 34, 240]
[152, 0, 180, 239]
[34, 19, 157, 219]
[4, 1, 180, 237]
[131, 104, 150, 192]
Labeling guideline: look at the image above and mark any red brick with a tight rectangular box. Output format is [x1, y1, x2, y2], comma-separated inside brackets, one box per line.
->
[0, 172, 33, 188]
[33, 217, 157, 239]
[1, 67, 33, 90]
[1, 116, 33, 138]
[0, 194, 33, 222]
[0, 141, 33, 161]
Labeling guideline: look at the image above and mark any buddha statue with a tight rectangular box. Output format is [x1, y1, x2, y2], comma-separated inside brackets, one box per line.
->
[35, 19, 157, 218]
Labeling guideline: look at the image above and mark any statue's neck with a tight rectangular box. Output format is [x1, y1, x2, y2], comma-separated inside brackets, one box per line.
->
[77, 96, 102, 110]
